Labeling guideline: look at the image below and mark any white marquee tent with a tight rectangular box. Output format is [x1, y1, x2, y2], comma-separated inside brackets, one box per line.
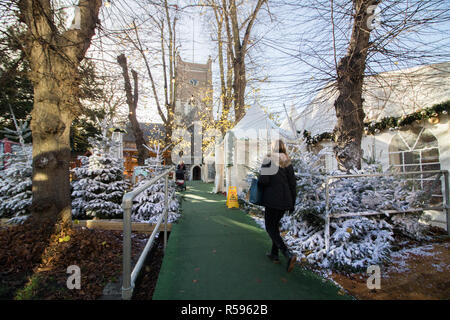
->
[213, 104, 297, 194]
[283, 62, 450, 137]
[280, 61, 450, 230]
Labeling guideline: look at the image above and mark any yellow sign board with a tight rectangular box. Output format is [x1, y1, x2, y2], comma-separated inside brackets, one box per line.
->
[226, 186, 239, 209]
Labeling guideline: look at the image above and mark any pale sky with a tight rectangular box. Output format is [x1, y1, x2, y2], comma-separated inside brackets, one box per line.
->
[87, 0, 450, 125]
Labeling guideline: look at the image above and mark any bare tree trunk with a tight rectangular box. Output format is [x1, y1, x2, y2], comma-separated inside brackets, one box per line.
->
[229, 0, 244, 122]
[160, 21, 170, 111]
[222, 0, 235, 125]
[163, 0, 177, 164]
[130, 20, 166, 125]
[228, 0, 266, 123]
[160, 24, 173, 157]
[211, 2, 230, 134]
[120, 2, 177, 164]
[117, 54, 148, 166]
[333, 0, 379, 171]
[127, 18, 171, 161]
[18, 0, 102, 227]
[226, 46, 234, 124]
[233, 58, 246, 122]
[31, 80, 73, 226]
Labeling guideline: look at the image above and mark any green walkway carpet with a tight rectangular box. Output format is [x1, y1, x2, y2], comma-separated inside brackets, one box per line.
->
[152, 182, 350, 300]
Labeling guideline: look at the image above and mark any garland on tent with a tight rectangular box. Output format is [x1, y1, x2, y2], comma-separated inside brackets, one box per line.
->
[303, 100, 450, 145]
[241, 144, 434, 271]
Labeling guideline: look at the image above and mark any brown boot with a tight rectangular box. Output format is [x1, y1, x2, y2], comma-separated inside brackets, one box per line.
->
[282, 249, 296, 272]
[287, 254, 296, 272]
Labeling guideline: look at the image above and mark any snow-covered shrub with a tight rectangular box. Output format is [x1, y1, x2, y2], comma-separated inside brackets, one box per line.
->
[244, 141, 434, 270]
[289, 146, 433, 270]
[391, 213, 431, 241]
[290, 148, 326, 219]
[71, 132, 128, 219]
[281, 214, 395, 270]
[131, 175, 180, 223]
[291, 146, 428, 219]
[0, 145, 32, 220]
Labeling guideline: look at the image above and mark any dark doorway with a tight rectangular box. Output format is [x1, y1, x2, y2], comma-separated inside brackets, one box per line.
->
[192, 166, 201, 181]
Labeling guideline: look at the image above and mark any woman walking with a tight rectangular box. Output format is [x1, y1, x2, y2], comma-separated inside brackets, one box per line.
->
[258, 139, 297, 272]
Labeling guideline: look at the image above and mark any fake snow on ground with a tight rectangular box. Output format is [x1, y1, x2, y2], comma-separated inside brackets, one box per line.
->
[387, 242, 450, 275]
[331, 240, 450, 299]
[388, 244, 434, 274]
[249, 213, 450, 299]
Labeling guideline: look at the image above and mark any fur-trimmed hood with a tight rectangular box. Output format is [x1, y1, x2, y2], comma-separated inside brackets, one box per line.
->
[258, 151, 297, 211]
[263, 152, 292, 168]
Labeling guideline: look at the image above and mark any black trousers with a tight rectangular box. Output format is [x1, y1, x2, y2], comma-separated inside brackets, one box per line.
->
[264, 207, 288, 256]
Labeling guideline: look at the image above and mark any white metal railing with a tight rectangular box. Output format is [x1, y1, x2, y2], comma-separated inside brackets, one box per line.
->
[324, 170, 450, 251]
[121, 166, 175, 300]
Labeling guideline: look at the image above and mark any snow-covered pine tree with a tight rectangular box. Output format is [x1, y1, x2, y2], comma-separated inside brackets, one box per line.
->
[0, 145, 32, 220]
[71, 121, 128, 219]
[130, 142, 180, 223]
[285, 143, 432, 270]
[244, 140, 433, 270]
[0, 119, 32, 223]
[131, 175, 180, 223]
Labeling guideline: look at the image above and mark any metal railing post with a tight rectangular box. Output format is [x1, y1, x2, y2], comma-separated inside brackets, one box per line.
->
[324, 176, 330, 252]
[443, 171, 450, 236]
[122, 195, 133, 300]
[120, 166, 174, 300]
[322, 170, 449, 239]
[164, 174, 169, 252]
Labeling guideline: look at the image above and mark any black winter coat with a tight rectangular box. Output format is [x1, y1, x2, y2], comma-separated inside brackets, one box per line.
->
[257, 152, 297, 211]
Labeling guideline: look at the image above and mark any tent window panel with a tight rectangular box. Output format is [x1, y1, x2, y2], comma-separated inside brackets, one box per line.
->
[402, 131, 420, 149]
[422, 162, 441, 172]
[319, 154, 326, 170]
[389, 128, 442, 205]
[248, 141, 259, 168]
[401, 151, 420, 166]
[421, 148, 439, 163]
[415, 130, 439, 149]
[389, 152, 402, 167]
[404, 163, 421, 172]
[245, 140, 250, 167]
[208, 165, 216, 180]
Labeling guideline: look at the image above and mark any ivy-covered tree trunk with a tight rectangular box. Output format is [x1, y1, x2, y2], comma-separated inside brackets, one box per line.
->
[333, 0, 380, 171]
[18, 0, 102, 227]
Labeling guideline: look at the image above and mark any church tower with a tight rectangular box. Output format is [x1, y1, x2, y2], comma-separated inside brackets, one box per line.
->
[173, 54, 214, 181]
[174, 54, 213, 127]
